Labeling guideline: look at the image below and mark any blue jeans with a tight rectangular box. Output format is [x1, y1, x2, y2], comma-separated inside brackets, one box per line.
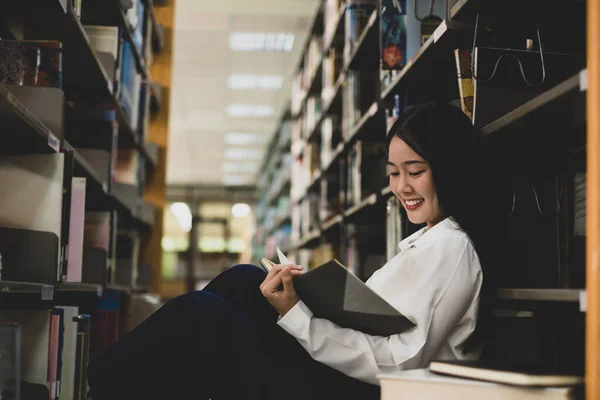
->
[87, 264, 380, 400]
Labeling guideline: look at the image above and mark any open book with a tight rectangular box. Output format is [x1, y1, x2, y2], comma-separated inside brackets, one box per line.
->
[260, 248, 415, 336]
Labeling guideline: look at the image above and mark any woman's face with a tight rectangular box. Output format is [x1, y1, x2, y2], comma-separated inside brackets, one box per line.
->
[387, 136, 444, 228]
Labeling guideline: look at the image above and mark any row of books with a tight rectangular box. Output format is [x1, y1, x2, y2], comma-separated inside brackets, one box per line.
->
[0, 9, 153, 145]
[0, 309, 92, 400]
[291, 36, 323, 116]
[291, 138, 387, 221]
[0, 288, 161, 399]
[291, 0, 378, 119]
[0, 84, 151, 293]
[83, 16, 152, 141]
[285, 222, 388, 281]
[254, 118, 294, 261]
[0, 150, 149, 288]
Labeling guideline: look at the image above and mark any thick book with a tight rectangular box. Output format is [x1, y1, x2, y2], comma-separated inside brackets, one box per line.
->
[260, 247, 415, 336]
[429, 360, 584, 387]
[378, 369, 578, 400]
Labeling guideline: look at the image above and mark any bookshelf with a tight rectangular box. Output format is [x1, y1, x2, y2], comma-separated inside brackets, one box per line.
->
[0, 85, 61, 154]
[256, 0, 596, 396]
[0, 0, 173, 397]
[587, 0, 599, 397]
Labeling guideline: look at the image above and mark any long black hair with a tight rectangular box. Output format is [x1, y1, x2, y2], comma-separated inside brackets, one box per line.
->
[386, 101, 500, 354]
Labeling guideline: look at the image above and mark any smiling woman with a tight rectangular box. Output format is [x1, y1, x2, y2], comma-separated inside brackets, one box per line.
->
[384, 101, 499, 353]
[87, 101, 502, 400]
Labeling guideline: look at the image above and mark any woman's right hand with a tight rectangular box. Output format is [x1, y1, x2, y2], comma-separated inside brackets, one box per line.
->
[260, 264, 304, 317]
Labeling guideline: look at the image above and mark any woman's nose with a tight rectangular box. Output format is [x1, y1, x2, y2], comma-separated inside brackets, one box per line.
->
[396, 176, 413, 194]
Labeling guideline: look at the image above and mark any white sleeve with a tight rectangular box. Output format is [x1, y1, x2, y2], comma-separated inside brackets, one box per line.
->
[276, 239, 481, 385]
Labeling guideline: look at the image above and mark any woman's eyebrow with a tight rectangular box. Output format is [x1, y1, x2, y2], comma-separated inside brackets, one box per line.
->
[403, 160, 426, 166]
[387, 161, 397, 167]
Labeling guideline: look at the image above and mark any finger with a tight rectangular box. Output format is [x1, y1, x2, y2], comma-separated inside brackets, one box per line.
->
[290, 270, 303, 276]
[263, 269, 284, 294]
[281, 268, 295, 293]
[264, 264, 284, 283]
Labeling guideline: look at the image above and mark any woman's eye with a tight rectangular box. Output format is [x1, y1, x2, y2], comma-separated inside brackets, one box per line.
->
[409, 170, 425, 177]
[388, 172, 399, 177]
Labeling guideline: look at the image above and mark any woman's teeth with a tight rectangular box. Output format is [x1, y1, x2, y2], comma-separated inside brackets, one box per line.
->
[405, 199, 424, 206]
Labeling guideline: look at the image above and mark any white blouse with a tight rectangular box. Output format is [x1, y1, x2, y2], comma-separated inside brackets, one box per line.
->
[277, 217, 483, 385]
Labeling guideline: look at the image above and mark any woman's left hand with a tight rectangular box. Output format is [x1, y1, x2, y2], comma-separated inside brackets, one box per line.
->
[260, 264, 303, 317]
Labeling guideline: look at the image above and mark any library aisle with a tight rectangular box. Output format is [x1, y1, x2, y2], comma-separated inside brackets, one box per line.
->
[0, 0, 599, 399]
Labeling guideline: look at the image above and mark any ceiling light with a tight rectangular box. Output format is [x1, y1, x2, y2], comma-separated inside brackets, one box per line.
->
[224, 148, 263, 160]
[222, 161, 258, 173]
[224, 132, 266, 145]
[161, 237, 176, 251]
[170, 202, 192, 232]
[229, 32, 295, 52]
[231, 203, 251, 218]
[222, 175, 254, 186]
[227, 74, 283, 90]
[226, 104, 274, 117]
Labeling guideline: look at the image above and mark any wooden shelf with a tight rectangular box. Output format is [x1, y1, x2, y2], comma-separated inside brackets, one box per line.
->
[321, 142, 345, 176]
[64, 140, 110, 195]
[344, 193, 378, 220]
[497, 288, 584, 303]
[54, 282, 103, 308]
[480, 70, 587, 139]
[0, 280, 54, 300]
[307, 71, 345, 143]
[449, 0, 479, 22]
[55, 282, 103, 296]
[0, 85, 61, 155]
[321, 214, 343, 232]
[291, 229, 322, 251]
[295, 53, 325, 119]
[293, 1, 324, 75]
[381, 186, 393, 198]
[322, 3, 346, 52]
[348, 101, 384, 143]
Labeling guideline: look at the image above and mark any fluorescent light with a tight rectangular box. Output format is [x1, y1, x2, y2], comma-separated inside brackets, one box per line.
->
[224, 147, 263, 160]
[222, 175, 254, 186]
[170, 202, 192, 232]
[222, 161, 258, 173]
[224, 132, 266, 145]
[227, 74, 283, 90]
[226, 104, 274, 117]
[229, 32, 295, 52]
[231, 203, 251, 218]
[161, 237, 176, 251]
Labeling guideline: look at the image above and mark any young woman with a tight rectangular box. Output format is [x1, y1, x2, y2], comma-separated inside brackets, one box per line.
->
[87, 101, 495, 400]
